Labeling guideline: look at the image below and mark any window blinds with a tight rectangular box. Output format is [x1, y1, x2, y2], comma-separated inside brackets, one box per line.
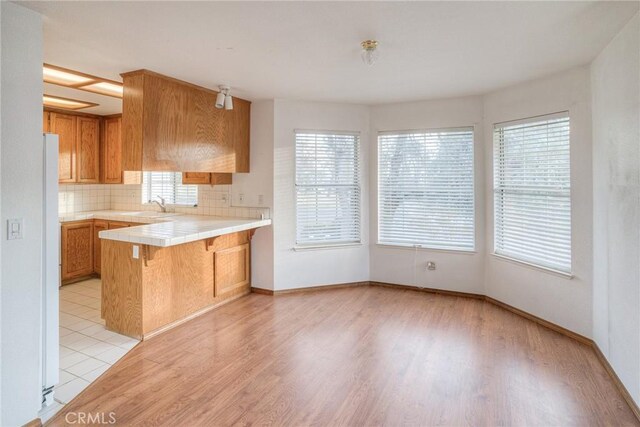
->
[295, 131, 360, 245]
[378, 128, 475, 251]
[493, 112, 571, 273]
[142, 172, 198, 206]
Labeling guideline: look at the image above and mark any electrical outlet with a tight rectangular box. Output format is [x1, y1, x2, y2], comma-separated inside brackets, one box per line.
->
[426, 261, 436, 271]
[239, 193, 245, 204]
[132, 245, 139, 259]
[220, 193, 230, 207]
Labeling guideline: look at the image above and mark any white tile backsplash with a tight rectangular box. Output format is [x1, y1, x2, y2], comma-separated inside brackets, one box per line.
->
[59, 184, 112, 215]
[60, 183, 270, 220]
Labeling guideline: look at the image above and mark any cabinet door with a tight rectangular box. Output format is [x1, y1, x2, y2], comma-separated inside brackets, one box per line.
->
[94, 221, 107, 274]
[211, 173, 232, 185]
[103, 116, 123, 184]
[214, 243, 250, 298]
[76, 117, 100, 183]
[182, 172, 211, 184]
[50, 112, 77, 183]
[61, 221, 94, 281]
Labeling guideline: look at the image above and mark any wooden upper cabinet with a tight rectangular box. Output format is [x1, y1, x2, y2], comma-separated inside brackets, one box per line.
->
[182, 172, 211, 185]
[49, 112, 77, 183]
[103, 116, 123, 183]
[121, 69, 250, 173]
[182, 172, 233, 185]
[76, 117, 100, 183]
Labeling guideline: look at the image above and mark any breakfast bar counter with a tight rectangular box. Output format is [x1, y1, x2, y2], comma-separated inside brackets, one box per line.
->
[97, 212, 271, 340]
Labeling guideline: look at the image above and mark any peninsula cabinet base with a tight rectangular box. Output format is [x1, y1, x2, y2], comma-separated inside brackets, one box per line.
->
[101, 230, 252, 339]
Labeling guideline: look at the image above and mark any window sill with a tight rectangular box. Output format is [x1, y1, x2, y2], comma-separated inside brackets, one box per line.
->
[293, 243, 362, 251]
[491, 253, 574, 279]
[375, 243, 477, 255]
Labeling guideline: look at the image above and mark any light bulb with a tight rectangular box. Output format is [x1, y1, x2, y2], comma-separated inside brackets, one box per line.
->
[361, 40, 379, 66]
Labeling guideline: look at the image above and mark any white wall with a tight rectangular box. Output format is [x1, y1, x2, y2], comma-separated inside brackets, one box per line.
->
[272, 100, 370, 290]
[591, 13, 640, 405]
[235, 101, 275, 290]
[0, 3, 43, 425]
[369, 97, 486, 294]
[483, 67, 594, 337]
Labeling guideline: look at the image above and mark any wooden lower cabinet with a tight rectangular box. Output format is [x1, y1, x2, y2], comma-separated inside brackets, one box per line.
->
[93, 220, 108, 274]
[102, 230, 253, 339]
[61, 221, 94, 282]
[107, 221, 130, 229]
[61, 219, 143, 284]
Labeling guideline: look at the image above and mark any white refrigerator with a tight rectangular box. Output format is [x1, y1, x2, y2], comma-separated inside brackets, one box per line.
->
[42, 133, 59, 406]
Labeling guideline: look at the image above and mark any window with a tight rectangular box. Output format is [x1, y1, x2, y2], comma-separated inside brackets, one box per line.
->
[142, 172, 198, 206]
[378, 128, 475, 251]
[295, 131, 360, 246]
[493, 112, 571, 273]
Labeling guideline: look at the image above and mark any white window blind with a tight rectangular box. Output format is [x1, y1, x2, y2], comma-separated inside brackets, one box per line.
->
[493, 112, 571, 273]
[295, 131, 360, 246]
[378, 128, 475, 251]
[142, 172, 198, 206]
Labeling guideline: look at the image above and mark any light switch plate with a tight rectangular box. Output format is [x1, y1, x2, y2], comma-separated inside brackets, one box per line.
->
[7, 218, 23, 240]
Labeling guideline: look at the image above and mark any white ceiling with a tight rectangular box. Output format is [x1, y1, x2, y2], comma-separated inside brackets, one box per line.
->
[23, 1, 638, 110]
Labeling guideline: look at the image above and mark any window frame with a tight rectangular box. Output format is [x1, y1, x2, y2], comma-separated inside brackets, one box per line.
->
[492, 111, 573, 276]
[141, 171, 198, 207]
[294, 129, 362, 248]
[376, 126, 476, 252]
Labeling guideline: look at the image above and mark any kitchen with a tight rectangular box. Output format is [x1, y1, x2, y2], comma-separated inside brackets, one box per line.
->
[43, 64, 271, 415]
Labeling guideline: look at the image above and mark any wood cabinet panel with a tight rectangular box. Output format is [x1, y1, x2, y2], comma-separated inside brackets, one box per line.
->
[210, 173, 232, 185]
[103, 116, 123, 183]
[76, 117, 101, 183]
[182, 172, 211, 185]
[108, 221, 129, 229]
[182, 172, 232, 185]
[62, 221, 94, 281]
[94, 220, 107, 274]
[121, 69, 249, 173]
[50, 112, 77, 183]
[214, 243, 250, 298]
[232, 98, 250, 173]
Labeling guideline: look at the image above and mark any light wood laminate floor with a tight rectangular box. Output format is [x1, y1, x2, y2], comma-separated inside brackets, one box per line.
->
[48, 286, 638, 426]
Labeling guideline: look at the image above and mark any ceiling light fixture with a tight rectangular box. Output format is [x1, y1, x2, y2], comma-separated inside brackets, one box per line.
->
[361, 40, 379, 66]
[43, 94, 98, 110]
[215, 85, 233, 110]
[43, 63, 124, 98]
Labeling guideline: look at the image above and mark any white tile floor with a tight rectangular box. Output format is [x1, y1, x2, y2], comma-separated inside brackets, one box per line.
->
[38, 278, 140, 423]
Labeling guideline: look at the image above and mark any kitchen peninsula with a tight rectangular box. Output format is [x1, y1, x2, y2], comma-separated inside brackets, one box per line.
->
[95, 212, 270, 339]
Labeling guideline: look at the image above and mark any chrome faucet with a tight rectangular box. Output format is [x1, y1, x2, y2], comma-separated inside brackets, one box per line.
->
[152, 196, 167, 213]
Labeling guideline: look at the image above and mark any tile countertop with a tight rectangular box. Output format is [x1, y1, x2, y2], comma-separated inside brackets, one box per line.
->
[60, 210, 271, 248]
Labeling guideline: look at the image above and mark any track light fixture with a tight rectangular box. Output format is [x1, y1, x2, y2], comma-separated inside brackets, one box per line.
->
[216, 85, 233, 110]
